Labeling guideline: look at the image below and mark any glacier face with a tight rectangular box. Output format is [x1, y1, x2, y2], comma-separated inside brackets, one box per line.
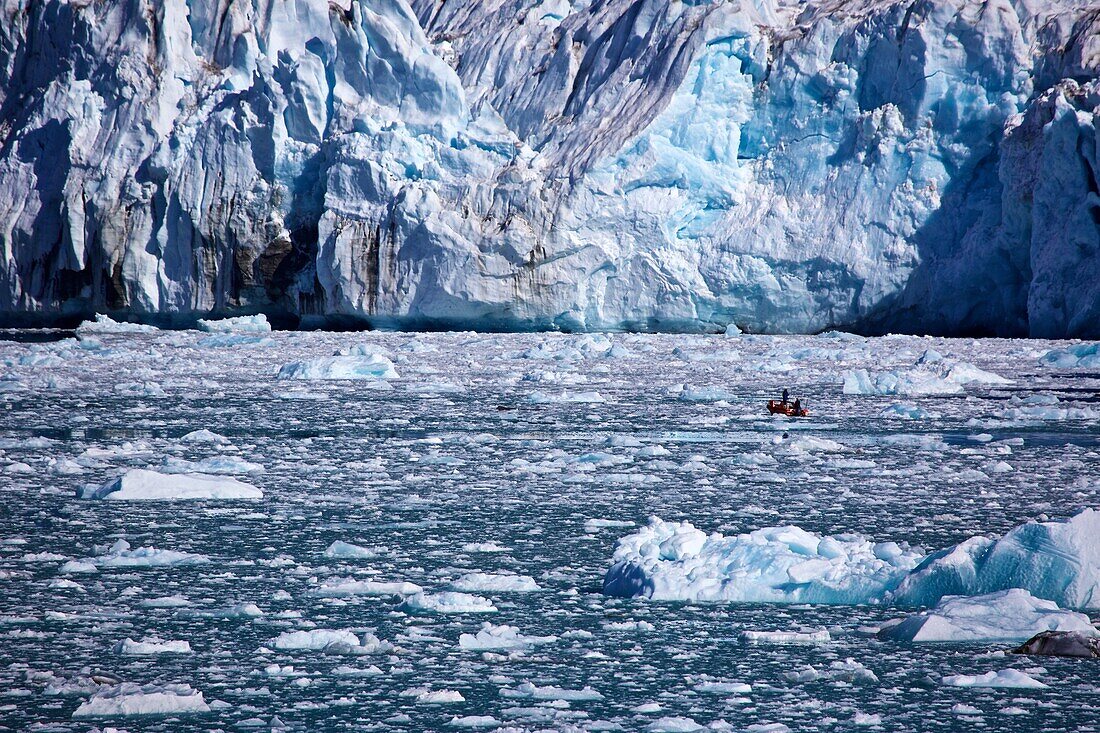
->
[0, 0, 1098, 334]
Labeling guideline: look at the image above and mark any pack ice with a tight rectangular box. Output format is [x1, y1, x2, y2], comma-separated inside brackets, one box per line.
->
[1, 1, 1099, 336]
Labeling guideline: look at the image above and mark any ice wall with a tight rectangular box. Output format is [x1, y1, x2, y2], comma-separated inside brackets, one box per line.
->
[1, 0, 1098, 334]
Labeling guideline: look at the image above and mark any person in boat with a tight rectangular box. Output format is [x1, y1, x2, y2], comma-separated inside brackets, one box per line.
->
[781, 388, 789, 405]
[793, 398, 802, 414]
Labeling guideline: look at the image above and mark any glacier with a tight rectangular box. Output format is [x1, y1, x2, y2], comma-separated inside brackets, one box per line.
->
[1, 0, 1098, 335]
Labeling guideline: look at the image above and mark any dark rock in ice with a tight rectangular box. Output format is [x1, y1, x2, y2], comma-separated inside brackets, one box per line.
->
[1011, 630, 1100, 658]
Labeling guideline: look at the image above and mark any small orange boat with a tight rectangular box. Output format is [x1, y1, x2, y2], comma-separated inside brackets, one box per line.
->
[767, 400, 809, 417]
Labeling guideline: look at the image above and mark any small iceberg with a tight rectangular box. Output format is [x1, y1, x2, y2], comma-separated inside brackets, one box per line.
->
[891, 509, 1100, 610]
[942, 669, 1047, 689]
[400, 592, 497, 614]
[277, 353, 398, 380]
[878, 589, 1097, 643]
[78, 469, 262, 501]
[458, 623, 556, 651]
[196, 314, 271, 333]
[72, 683, 209, 718]
[602, 517, 922, 604]
[450, 572, 541, 592]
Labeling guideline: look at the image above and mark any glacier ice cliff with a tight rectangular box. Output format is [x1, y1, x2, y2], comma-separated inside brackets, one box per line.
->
[0, 0, 1098, 334]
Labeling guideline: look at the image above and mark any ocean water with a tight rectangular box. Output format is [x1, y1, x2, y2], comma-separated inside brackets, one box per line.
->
[1, 329, 1098, 732]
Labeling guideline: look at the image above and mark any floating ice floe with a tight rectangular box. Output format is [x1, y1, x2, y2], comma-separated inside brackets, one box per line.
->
[891, 509, 1100, 610]
[450, 572, 541, 592]
[458, 623, 557, 651]
[323, 540, 381, 559]
[75, 314, 159, 335]
[1012, 630, 1100, 658]
[159, 456, 264, 475]
[70, 540, 208, 570]
[114, 637, 192, 655]
[878, 589, 1097, 643]
[741, 629, 831, 644]
[78, 469, 262, 500]
[942, 669, 1047, 689]
[843, 359, 1009, 396]
[272, 629, 392, 654]
[179, 429, 229, 445]
[196, 314, 271, 333]
[602, 518, 922, 604]
[277, 352, 398, 380]
[1040, 342, 1100, 369]
[785, 659, 878, 684]
[447, 715, 500, 728]
[310, 578, 423, 597]
[400, 592, 497, 614]
[526, 390, 606, 404]
[71, 683, 209, 717]
[647, 717, 704, 732]
[501, 681, 604, 701]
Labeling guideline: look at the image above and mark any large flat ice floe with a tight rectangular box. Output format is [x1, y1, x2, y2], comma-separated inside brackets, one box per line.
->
[72, 683, 209, 717]
[602, 518, 922, 604]
[79, 469, 262, 500]
[878, 589, 1098, 643]
[891, 509, 1100, 610]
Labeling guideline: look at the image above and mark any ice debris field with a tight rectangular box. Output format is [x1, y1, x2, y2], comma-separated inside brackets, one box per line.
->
[2, 324, 1100, 731]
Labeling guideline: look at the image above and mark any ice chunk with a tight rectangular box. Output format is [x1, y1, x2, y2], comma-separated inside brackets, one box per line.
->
[891, 509, 1100, 610]
[450, 572, 541, 592]
[273, 629, 364, 651]
[400, 592, 497, 614]
[72, 683, 209, 717]
[741, 629, 831, 644]
[323, 541, 381, 559]
[1012, 630, 1100, 658]
[79, 469, 262, 500]
[878, 589, 1097, 643]
[75, 315, 159, 335]
[501, 681, 604, 701]
[603, 518, 922, 604]
[114, 637, 192, 655]
[277, 354, 398, 380]
[1040, 343, 1100, 369]
[447, 716, 500, 728]
[844, 361, 1008, 396]
[647, 717, 704, 732]
[310, 578, 423, 597]
[417, 690, 465, 704]
[80, 539, 208, 569]
[942, 669, 1047, 689]
[179, 429, 229, 445]
[458, 623, 556, 651]
[196, 314, 271, 333]
[526, 390, 606, 403]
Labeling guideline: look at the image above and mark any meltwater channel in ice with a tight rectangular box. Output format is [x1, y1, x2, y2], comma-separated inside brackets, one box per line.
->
[1, 320, 1099, 731]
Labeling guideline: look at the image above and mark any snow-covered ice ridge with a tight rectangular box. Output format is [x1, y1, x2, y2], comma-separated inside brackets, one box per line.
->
[1, 0, 1099, 336]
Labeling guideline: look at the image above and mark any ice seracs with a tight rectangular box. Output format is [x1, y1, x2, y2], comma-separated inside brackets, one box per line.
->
[878, 589, 1097, 643]
[79, 469, 262, 501]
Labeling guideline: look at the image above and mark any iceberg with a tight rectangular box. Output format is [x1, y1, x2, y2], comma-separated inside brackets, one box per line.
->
[277, 354, 398, 380]
[458, 623, 557, 651]
[891, 509, 1100, 610]
[602, 517, 922, 604]
[843, 361, 1009, 397]
[878, 589, 1097, 643]
[114, 638, 193, 655]
[79, 469, 262, 500]
[400, 592, 497, 614]
[450, 573, 541, 593]
[72, 683, 209, 718]
[1040, 343, 1100, 369]
[196, 314, 271, 333]
[942, 669, 1047, 689]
